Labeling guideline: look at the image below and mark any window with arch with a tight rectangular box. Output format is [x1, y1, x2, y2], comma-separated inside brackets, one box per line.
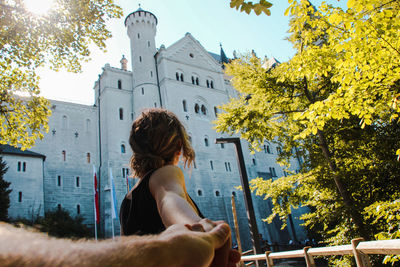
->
[62, 115, 68, 129]
[139, 56, 142, 62]
[214, 107, 218, 117]
[215, 190, 220, 197]
[180, 73, 184, 82]
[252, 158, 256, 165]
[191, 76, 195, 84]
[228, 162, 232, 172]
[267, 145, 271, 154]
[176, 72, 180, 81]
[210, 160, 214, 170]
[197, 189, 203, 196]
[117, 79, 122, 89]
[137, 33, 140, 39]
[201, 105, 207, 115]
[182, 100, 187, 112]
[76, 176, 80, 187]
[220, 143, 224, 149]
[18, 191, 22, 202]
[62, 150, 66, 161]
[210, 81, 214, 88]
[142, 87, 144, 95]
[206, 80, 210, 88]
[77, 204, 81, 214]
[204, 137, 209, 147]
[87, 153, 91, 163]
[276, 147, 282, 154]
[22, 162, 26, 172]
[121, 144, 126, 154]
[194, 103, 200, 114]
[17, 162, 21, 171]
[195, 77, 199, 85]
[57, 175, 62, 186]
[119, 108, 124, 120]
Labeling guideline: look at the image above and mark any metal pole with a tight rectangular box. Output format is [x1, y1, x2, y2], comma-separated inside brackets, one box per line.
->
[216, 138, 263, 259]
[232, 195, 245, 267]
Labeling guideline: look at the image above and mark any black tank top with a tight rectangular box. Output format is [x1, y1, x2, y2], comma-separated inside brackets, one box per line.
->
[119, 170, 204, 236]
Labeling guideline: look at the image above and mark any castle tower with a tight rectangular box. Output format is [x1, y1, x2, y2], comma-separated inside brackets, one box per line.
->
[125, 6, 161, 115]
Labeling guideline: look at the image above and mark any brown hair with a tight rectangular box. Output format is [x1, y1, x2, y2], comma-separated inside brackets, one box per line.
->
[129, 108, 195, 178]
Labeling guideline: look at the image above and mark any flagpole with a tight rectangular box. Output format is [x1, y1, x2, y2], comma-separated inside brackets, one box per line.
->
[93, 165, 98, 241]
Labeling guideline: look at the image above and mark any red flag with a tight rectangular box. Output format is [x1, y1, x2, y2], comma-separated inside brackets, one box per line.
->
[93, 166, 100, 224]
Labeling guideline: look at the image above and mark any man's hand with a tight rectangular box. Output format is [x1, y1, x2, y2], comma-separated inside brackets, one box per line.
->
[161, 221, 241, 267]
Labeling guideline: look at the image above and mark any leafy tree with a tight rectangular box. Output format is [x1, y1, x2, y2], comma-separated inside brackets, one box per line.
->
[0, 0, 123, 149]
[0, 153, 11, 222]
[218, 0, 400, 256]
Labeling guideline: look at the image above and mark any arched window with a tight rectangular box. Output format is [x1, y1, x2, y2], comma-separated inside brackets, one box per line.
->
[195, 77, 199, 85]
[252, 158, 256, 165]
[201, 105, 207, 115]
[176, 72, 180, 81]
[142, 87, 145, 95]
[119, 108, 124, 120]
[18, 191, 22, 202]
[76, 177, 80, 187]
[117, 79, 122, 89]
[194, 103, 200, 114]
[121, 144, 126, 154]
[180, 73, 184, 82]
[139, 56, 142, 62]
[137, 33, 140, 39]
[77, 204, 81, 214]
[215, 191, 220, 197]
[206, 80, 210, 88]
[220, 143, 224, 149]
[62, 150, 66, 161]
[267, 145, 271, 154]
[214, 107, 218, 117]
[204, 138, 209, 147]
[57, 175, 61, 186]
[17, 162, 21, 171]
[22, 162, 26, 172]
[62, 115, 68, 129]
[210, 160, 214, 170]
[197, 190, 203, 196]
[276, 147, 282, 154]
[228, 162, 231, 172]
[191, 76, 195, 84]
[210, 81, 214, 89]
[87, 153, 91, 163]
[182, 100, 187, 112]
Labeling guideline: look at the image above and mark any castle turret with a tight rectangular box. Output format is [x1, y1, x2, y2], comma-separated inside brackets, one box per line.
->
[125, 6, 161, 114]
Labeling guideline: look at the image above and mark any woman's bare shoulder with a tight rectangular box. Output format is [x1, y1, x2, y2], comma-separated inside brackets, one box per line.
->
[151, 165, 184, 185]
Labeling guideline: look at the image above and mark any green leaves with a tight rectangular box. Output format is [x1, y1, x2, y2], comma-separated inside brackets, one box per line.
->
[230, 0, 273, 15]
[0, 0, 122, 149]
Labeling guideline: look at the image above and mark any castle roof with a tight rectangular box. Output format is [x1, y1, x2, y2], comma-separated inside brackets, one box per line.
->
[0, 145, 46, 160]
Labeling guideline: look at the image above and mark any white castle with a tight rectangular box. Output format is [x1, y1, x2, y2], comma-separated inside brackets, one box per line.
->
[2, 7, 307, 249]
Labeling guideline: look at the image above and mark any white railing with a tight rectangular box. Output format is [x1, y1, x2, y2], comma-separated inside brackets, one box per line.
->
[240, 238, 400, 267]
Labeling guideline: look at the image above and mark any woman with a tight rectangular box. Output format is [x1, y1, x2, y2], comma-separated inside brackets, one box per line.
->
[119, 108, 239, 266]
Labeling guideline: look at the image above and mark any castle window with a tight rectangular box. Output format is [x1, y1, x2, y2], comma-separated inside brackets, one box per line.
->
[263, 145, 267, 153]
[267, 145, 271, 154]
[62, 150, 66, 161]
[228, 162, 232, 172]
[197, 189, 202, 196]
[150, 71, 153, 77]
[269, 167, 277, 177]
[206, 80, 210, 88]
[180, 73, 184, 82]
[148, 41, 150, 47]
[18, 191, 22, 202]
[22, 162, 26, 172]
[201, 105, 207, 115]
[252, 158, 256, 165]
[57, 175, 62, 186]
[77, 204, 80, 214]
[139, 56, 142, 62]
[220, 143, 224, 149]
[76, 176, 80, 187]
[142, 87, 144, 95]
[194, 103, 200, 114]
[276, 147, 282, 154]
[210, 160, 214, 170]
[87, 153, 91, 163]
[215, 191, 220, 197]
[204, 138, 209, 147]
[195, 77, 199, 85]
[214, 107, 218, 117]
[191, 76, 195, 84]
[210, 81, 214, 89]
[182, 100, 187, 112]
[17, 162, 21, 172]
[118, 79, 122, 89]
[137, 33, 140, 39]
[119, 108, 124, 120]
[225, 162, 228, 171]
[121, 144, 126, 154]
[176, 72, 179, 81]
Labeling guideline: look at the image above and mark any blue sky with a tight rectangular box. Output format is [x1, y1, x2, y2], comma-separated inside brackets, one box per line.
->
[37, 0, 343, 104]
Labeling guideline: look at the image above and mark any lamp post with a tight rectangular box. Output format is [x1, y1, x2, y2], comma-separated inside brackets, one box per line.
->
[216, 137, 262, 259]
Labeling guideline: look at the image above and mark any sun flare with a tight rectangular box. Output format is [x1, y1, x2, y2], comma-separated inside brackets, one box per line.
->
[23, 0, 55, 15]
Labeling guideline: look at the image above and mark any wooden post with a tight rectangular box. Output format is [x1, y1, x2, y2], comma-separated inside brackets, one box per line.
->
[303, 246, 316, 267]
[351, 238, 372, 267]
[265, 251, 274, 267]
[232, 195, 244, 267]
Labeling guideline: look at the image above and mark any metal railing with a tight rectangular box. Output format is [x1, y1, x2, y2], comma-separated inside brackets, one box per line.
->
[240, 238, 400, 267]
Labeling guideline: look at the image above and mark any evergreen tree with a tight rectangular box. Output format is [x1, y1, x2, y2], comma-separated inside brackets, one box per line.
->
[0, 153, 11, 222]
